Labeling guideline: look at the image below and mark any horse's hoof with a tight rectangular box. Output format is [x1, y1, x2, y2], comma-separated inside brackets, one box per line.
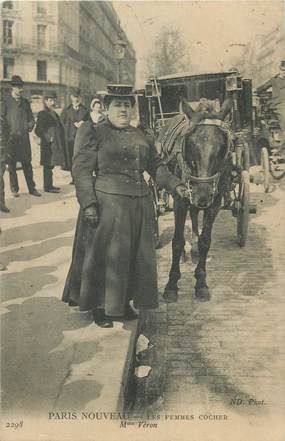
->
[163, 290, 178, 303]
[195, 286, 210, 301]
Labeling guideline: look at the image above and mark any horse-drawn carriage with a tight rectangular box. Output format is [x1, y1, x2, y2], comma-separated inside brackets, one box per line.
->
[252, 78, 285, 192]
[138, 70, 255, 242]
[136, 69, 257, 301]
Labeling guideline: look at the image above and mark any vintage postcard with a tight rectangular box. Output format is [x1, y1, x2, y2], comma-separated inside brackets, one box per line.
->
[1, 1, 284, 440]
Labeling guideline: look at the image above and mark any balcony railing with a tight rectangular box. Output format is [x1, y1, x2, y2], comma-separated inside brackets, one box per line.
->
[2, 40, 64, 54]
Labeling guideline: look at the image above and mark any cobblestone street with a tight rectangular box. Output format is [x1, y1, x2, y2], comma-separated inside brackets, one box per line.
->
[133, 179, 285, 440]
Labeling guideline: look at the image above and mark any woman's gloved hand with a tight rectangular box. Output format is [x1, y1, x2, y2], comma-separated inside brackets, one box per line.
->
[84, 204, 99, 227]
[175, 184, 188, 199]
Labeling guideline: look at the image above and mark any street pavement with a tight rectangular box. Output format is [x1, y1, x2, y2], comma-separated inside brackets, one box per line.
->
[132, 176, 285, 440]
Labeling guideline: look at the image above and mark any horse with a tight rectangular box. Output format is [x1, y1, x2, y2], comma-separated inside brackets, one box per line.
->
[161, 97, 233, 301]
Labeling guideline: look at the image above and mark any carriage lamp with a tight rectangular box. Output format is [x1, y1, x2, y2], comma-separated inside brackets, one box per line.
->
[226, 75, 243, 91]
[145, 80, 162, 97]
[145, 82, 153, 97]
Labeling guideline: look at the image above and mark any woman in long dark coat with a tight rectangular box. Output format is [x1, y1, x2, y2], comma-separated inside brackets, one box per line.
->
[62, 85, 187, 327]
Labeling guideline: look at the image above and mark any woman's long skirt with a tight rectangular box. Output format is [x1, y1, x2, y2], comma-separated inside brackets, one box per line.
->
[62, 191, 158, 315]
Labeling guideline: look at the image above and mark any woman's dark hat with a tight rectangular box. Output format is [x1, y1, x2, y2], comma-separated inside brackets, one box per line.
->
[103, 84, 135, 106]
[10, 75, 24, 87]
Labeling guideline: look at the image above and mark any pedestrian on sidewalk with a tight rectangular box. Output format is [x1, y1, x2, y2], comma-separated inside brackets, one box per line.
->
[2, 75, 41, 198]
[62, 84, 187, 328]
[60, 88, 89, 183]
[88, 97, 106, 125]
[35, 92, 66, 193]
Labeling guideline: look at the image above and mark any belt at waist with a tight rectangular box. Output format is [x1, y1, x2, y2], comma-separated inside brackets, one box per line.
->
[94, 174, 150, 196]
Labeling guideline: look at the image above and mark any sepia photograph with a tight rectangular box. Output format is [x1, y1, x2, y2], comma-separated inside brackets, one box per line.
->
[0, 1, 284, 440]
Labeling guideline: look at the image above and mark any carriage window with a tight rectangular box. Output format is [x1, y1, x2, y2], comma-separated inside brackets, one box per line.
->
[197, 79, 225, 102]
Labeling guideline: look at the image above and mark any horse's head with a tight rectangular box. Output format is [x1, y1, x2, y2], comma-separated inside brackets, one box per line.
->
[181, 98, 230, 209]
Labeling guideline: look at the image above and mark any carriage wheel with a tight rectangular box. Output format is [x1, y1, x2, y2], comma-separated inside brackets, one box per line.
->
[260, 147, 270, 193]
[237, 170, 250, 247]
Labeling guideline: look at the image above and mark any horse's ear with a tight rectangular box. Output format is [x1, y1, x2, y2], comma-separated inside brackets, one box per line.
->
[180, 96, 195, 120]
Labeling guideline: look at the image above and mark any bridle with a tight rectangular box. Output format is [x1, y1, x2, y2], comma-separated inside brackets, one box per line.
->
[185, 172, 221, 206]
[178, 120, 232, 207]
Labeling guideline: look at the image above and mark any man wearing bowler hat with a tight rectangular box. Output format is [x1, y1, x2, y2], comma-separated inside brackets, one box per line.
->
[60, 88, 88, 183]
[35, 92, 66, 193]
[2, 75, 41, 197]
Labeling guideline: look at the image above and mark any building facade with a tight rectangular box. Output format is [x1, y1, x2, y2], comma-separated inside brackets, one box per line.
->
[1, 0, 136, 109]
[236, 25, 285, 87]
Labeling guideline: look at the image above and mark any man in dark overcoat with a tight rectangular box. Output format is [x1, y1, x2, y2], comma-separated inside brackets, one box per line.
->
[60, 88, 89, 181]
[2, 76, 41, 197]
[35, 92, 66, 192]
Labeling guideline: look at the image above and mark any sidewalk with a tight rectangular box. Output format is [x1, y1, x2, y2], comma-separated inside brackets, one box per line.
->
[1, 155, 139, 440]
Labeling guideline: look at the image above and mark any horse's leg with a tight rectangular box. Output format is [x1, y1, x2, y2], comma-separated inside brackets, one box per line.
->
[194, 197, 222, 300]
[163, 196, 188, 302]
[189, 205, 199, 261]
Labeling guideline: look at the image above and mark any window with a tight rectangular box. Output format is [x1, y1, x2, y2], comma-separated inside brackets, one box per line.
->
[37, 24, 46, 48]
[3, 57, 14, 78]
[3, 20, 13, 45]
[37, 60, 47, 81]
[37, 2, 46, 14]
[3, 1, 13, 9]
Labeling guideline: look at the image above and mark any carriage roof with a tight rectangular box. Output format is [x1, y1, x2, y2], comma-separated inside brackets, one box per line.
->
[149, 69, 241, 84]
